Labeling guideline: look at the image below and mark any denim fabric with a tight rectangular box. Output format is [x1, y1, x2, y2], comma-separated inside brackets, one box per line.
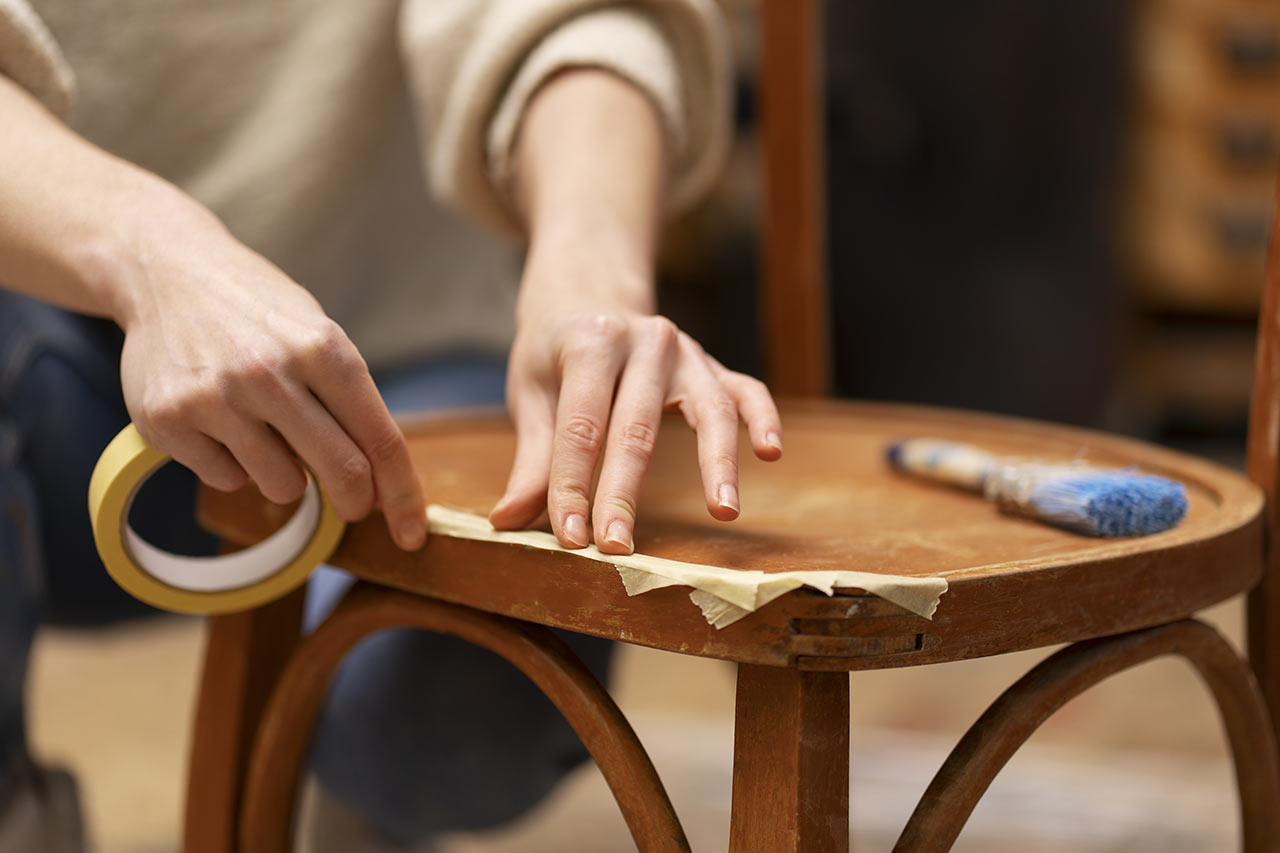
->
[0, 401, 38, 811]
[0, 292, 220, 815]
[0, 294, 614, 841]
[305, 357, 615, 840]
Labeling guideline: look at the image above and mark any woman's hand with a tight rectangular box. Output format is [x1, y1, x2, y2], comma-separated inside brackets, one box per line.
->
[0, 75, 426, 550]
[114, 191, 427, 551]
[490, 298, 781, 555]
[492, 68, 781, 554]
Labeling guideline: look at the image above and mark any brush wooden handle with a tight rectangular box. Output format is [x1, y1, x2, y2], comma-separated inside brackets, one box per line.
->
[887, 439, 996, 492]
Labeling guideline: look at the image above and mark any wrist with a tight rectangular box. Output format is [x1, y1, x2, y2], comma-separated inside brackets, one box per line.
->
[75, 173, 224, 331]
[519, 216, 655, 326]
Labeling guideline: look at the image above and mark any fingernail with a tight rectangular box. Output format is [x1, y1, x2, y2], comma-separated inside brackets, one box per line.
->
[563, 513, 589, 548]
[766, 431, 783, 452]
[398, 518, 426, 550]
[605, 520, 633, 553]
[718, 483, 740, 514]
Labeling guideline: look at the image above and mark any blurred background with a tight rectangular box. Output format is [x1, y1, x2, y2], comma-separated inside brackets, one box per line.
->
[29, 0, 1278, 849]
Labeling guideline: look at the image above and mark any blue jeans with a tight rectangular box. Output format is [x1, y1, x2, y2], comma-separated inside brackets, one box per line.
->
[0, 292, 613, 841]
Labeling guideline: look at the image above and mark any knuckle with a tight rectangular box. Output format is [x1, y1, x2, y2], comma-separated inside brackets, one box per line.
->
[740, 374, 770, 396]
[291, 320, 364, 380]
[382, 489, 422, 517]
[565, 313, 626, 356]
[702, 395, 738, 422]
[550, 480, 591, 508]
[712, 452, 739, 473]
[299, 319, 347, 362]
[142, 392, 195, 436]
[334, 453, 373, 493]
[141, 401, 181, 435]
[365, 426, 406, 466]
[561, 415, 604, 453]
[616, 421, 658, 459]
[641, 315, 678, 349]
[583, 312, 627, 340]
[233, 349, 286, 393]
[601, 493, 638, 521]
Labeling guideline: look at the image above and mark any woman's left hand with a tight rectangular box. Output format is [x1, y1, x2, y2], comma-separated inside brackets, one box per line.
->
[491, 68, 779, 553]
[489, 296, 782, 555]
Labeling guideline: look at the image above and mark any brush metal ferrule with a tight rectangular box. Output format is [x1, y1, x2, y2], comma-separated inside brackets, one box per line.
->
[983, 462, 1093, 516]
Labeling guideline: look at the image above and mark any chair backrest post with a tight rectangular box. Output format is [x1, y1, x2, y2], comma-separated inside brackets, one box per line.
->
[757, 0, 830, 398]
[1244, 176, 1280, 735]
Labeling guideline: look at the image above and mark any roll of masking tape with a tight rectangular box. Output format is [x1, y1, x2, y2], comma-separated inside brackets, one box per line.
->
[88, 423, 346, 614]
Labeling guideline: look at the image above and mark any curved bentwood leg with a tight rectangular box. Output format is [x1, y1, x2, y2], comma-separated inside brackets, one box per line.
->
[238, 582, 690, 853]
[895, 619, 1280, 852]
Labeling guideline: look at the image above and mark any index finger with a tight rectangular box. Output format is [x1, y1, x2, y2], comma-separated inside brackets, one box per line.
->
[308, 362, 425, 551]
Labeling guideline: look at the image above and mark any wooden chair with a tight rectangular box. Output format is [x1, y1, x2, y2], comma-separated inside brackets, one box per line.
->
[181, 2, 1280, 850]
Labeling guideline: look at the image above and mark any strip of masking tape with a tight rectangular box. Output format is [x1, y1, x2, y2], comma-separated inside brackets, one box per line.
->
[426, 505, 948, 628]
[88, 424, 346, 614]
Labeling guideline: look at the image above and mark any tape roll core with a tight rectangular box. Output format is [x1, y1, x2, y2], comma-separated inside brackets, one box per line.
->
[89, 424, 346, 614]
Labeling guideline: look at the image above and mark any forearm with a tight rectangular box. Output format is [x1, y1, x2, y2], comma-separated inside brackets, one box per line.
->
[0, 74, 208, 324]
[513, 68, 666, 320]
[0, 75, 427, 548]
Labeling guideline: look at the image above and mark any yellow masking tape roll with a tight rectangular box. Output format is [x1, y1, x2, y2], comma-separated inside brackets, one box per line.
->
[88, 424, 346, 614]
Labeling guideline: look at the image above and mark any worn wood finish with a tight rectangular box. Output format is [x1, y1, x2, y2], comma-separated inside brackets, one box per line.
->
[184, 588, 305, 853]
[239, 582, 688, 853]
[173, 4, 1280, 846]
[758, 0, 829, 396]
[200, 402, 1264, 673]
[1245, 172, 1280, 746]
[729, 665, 849, 853]
[894, 620, 1280, 851]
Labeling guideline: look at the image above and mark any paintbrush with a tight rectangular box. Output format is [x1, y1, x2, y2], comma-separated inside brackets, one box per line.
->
[886, 438, 1188, 537]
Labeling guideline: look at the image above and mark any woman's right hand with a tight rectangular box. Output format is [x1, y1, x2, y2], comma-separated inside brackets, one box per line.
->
[0, 75, 425, 550]
[113, 189, 428, 551]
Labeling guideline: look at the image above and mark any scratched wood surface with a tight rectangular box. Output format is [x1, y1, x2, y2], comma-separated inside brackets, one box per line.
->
[391, 401, 1258, 579]
[199, 400, 1264, 672]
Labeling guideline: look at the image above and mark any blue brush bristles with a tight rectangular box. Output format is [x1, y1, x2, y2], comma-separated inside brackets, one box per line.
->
[885, 438, 1190, 537]
[1024, 470, 1189, 537]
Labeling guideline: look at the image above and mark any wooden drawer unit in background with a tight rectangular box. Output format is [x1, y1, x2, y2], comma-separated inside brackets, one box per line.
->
[1127, 0, 1279, 314]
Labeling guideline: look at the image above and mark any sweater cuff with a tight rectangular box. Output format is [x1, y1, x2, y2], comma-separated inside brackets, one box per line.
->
[0, 0, 73, 117]
[486, 7, 685, 220]
[410, 0, 731, 239]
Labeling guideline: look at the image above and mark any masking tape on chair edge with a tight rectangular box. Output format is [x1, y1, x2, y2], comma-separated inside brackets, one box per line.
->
[88, 423, 346, 615]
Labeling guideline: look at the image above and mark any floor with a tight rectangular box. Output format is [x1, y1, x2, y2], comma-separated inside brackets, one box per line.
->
[28, 598, 1245, 852]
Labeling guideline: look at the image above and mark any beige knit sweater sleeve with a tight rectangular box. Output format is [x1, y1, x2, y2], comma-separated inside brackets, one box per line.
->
[0, 0, 73, 116]
[0, 0, 731, 241]
[399, 0, 732, 237]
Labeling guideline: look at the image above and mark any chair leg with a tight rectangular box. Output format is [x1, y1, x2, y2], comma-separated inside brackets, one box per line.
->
[238, 581, 689, 853]
[184, 589, 305, 853]
[1247, 580, 1280, 766]
[729, 664, 849, 853]
[894, 619, 1280, 852]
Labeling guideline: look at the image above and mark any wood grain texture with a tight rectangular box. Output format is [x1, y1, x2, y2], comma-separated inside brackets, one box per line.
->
[729, 665, 849, 853]
[177, 4, 1279, 847]
[238, 583, 688, 853]
[894, 620, 1280, 851]
[199, 400, 1264, 673]
[759, 0, 829, 396]
[1245, 170, 1280, 747]
[184, 588, 304, 853]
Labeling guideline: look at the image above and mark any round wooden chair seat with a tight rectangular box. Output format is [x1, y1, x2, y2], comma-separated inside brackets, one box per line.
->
[199, 400, 1264, 672]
